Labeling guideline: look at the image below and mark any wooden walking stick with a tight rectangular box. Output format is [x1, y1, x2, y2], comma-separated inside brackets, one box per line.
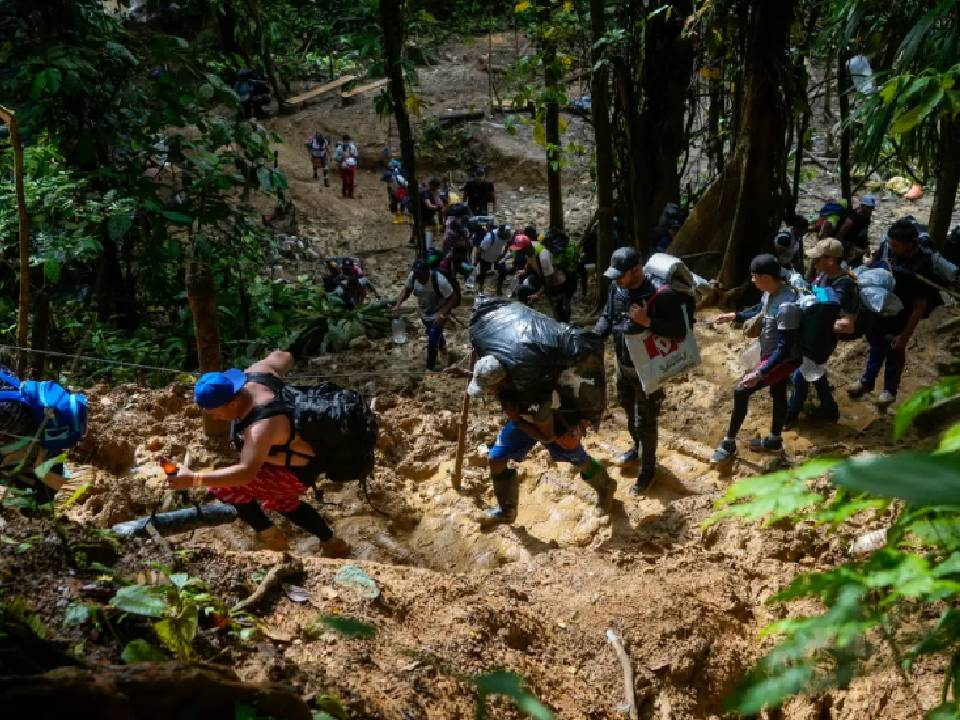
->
[452, 353, 476, 491]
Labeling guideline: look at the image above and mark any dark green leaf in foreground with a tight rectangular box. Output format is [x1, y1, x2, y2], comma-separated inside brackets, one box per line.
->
[831, 453, 960, 506]
[313, 614, 376, 639]
[473, 670, 555, 720]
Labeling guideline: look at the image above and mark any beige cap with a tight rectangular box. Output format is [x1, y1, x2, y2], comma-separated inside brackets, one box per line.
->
[810, 238, 844, 259]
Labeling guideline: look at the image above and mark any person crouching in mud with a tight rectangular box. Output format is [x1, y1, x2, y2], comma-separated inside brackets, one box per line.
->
[169, 350, 350, 556]
[467, 355, 615, 528]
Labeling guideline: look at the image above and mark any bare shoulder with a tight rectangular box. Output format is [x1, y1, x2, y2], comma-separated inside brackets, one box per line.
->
[246, 350, 294, 377]
[244, 412, 289, 446]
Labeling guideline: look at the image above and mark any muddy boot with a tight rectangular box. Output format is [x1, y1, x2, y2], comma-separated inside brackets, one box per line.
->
[580, 459, 615, 513]
[479, 469, 519, 528]
[319, 536, 351, 558]
[256, 527, 289, 551]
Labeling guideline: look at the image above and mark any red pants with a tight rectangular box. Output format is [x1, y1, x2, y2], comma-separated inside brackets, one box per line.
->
[210, 464, 307, 513]
[341, 166, 355, 197]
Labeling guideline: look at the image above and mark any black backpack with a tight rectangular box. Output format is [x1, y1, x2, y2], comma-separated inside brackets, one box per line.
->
[798, 286, 842, 364]
[232, 374, 377, 484]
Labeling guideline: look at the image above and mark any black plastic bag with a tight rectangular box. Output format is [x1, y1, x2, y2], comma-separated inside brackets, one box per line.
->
[469, 298, 606, 427]
[291, 382, 378, 482]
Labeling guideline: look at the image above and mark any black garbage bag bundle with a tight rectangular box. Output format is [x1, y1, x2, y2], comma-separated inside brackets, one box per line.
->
[469, 298, 606, 428]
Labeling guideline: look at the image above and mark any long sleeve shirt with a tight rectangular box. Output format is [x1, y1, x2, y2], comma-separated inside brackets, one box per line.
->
[594, 278, 688, 370]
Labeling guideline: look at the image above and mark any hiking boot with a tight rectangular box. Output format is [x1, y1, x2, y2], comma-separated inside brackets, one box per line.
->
[875, 390, 896, 410]
[324, 178, 330, 188]
[256, 527, 289, 552]
[630, 469, 656, 496]
[847, 380, 870, 399]
[479, 469, 519, 528]
[748, 435, 784, 453]
[615, 447, 639, 465]
[582, 462, 616, 513]
[711, 439, 737, 465]
[319, 536, 351, 559]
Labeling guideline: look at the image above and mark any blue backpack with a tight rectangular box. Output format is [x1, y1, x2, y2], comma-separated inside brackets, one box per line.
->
[0, 370, 88, 453]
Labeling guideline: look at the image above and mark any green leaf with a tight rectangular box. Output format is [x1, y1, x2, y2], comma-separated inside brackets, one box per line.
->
[107, 212, 133, 242]
[831, 453, 960, 506]
[895, 377, 960, 439]
[473, 671, 554, 720]
[0, 436, 33, 454]
[234, 704, 256, 720]
[312, 614, 376, 639]
[939, 423, 960, 454]
[926, 702, 960, 720]
[110, 585, 170, 618]
[43, 258, 61, 284]
[31, 68, 62, 99]
[313, 695, 347, 720]
[60, 483, 91, 510]
[729, 665, 815, 714]
[63, 602, 93, 627]
[121, 639, 169, 663]
[34, 453, 66, 481]
[160, 210, 193, 225]
[154, 610, 198, 659]
[168, 573, 190, 589]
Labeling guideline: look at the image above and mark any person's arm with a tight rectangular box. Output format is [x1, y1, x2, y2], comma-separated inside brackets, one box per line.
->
[893, 296, 927, 352]
[434, 278, 458, 324]
[735, 303, 762, 322]
[393, 284, 413, 316]
[170, 416, 283, 489]
[248, 350, 294, 378]
[836, 217, 854, 244]
[593, 286, 615, 338]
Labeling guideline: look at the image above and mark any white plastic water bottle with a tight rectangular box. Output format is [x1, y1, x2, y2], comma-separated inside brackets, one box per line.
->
[391, 317, 407, 345]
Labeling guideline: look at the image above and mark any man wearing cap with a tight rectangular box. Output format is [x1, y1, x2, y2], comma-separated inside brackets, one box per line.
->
[836, 195, 877, 268]
[785, 239, 859, 426]
[169, 351, 350, 556]
[594, 247, 689, 494]
[711, 254, 802, 463]
[393, 258, 459, 370]
[467, 355, 615, 527]
[772, 214, 809, 272]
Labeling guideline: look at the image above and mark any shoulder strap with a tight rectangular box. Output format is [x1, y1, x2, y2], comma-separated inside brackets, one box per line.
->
[245, 372, 285, 394]
[0, 370, 21, 389]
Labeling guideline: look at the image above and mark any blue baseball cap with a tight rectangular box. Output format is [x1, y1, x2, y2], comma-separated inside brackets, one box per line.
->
[194, 368, 247, 409]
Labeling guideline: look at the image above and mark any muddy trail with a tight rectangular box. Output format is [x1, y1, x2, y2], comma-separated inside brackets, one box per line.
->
[5, 33, 960, 720]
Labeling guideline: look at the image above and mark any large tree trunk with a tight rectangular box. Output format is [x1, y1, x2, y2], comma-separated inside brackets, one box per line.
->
[837, 50, 852, 205]
[929, 115, 960, 249]
[589, 0, 615, 293]
[612, 0, 694, 255]
[186, 259, 227, 437]
[380, 0, 424, 255]
[670, 0, 795, 290]
[541, 16, 564, 232]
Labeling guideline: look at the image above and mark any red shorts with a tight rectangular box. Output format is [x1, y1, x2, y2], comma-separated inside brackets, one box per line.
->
[210, 464, 307, 513]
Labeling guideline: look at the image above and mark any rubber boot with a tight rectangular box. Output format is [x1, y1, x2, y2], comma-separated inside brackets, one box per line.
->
[392, 210, 404, 225]
[479, 469, 519, 528]
[580, 459, 615, 513]
[256, 527, 289, 551]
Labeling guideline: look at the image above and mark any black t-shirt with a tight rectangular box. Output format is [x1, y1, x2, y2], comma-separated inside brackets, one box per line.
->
[891, 252, 943, 321]
[462, 180, 494, 215]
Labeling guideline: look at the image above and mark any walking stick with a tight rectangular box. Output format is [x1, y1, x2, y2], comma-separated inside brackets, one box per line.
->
[452, 353, 476, 491]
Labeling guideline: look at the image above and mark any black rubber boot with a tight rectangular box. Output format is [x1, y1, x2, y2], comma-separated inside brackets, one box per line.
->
[479, 469, 519, 528]
[580, 460, 615, 513]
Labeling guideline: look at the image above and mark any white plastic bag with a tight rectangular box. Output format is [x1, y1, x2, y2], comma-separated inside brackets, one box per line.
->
[624, 313, 700, 393]
[800, 356, 826, 382]
[739, 341, 761, 371]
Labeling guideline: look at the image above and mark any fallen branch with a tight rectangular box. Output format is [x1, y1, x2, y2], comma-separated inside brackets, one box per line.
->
[233, 556, 304, 614]
[606, 628, 639, 720]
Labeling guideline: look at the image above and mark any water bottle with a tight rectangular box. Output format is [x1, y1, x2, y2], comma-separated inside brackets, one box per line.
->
[391, 317, 407, 345]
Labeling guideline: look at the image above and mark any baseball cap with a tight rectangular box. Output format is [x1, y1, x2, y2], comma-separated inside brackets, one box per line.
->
[860, 195, 877, 208]
[194, 368, 247, 410]
[603, 246, 642, 280]
[749, 253, 782, 278]
[467, 355, 507, 397]
[809, 238, 844, 259]
[509, 234, 532, 251]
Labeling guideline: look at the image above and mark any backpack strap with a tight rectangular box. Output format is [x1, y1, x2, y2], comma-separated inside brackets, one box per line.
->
[234, 373, 314, 468]
[0, 370, 21, 389]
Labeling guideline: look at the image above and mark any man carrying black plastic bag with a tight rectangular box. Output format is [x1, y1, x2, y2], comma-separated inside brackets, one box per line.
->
[467, 299, 613, 526]
[594, 247, 689, 494]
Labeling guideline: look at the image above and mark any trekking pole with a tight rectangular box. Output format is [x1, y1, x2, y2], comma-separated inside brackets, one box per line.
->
[451, 353, 476, 492]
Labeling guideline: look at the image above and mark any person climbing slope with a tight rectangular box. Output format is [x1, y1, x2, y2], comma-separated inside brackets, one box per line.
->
[304, 130, 330, 186]
[172, 351, 352, 556]
[334, 134, 359, 199]
[393, 258, 459, 371]
[467, 355, 614, 528]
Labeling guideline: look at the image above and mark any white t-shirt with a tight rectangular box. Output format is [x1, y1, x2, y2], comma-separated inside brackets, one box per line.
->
[405, 271, 454, 321]
[479, 231, 508, 264]
[538, 248, 565, 285]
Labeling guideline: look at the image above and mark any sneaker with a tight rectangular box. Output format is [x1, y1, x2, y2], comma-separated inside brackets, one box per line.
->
[748, 435, 784, 453]
[615, 447, 639, 465]
[847, 380, 870, 399]
[630, 469, 656, 496]
[478, 505, 517, 528]
[584, 465, 616, 513]
[711, 439, 737, 464]
[875, 390, 896, 409]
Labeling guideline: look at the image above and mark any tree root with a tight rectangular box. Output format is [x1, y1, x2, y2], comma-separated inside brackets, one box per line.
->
[233, 555, 304, 614]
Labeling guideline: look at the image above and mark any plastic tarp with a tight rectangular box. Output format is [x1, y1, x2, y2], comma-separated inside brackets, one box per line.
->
[468, 298, 606, 427]
[856, 267, 904, 317]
